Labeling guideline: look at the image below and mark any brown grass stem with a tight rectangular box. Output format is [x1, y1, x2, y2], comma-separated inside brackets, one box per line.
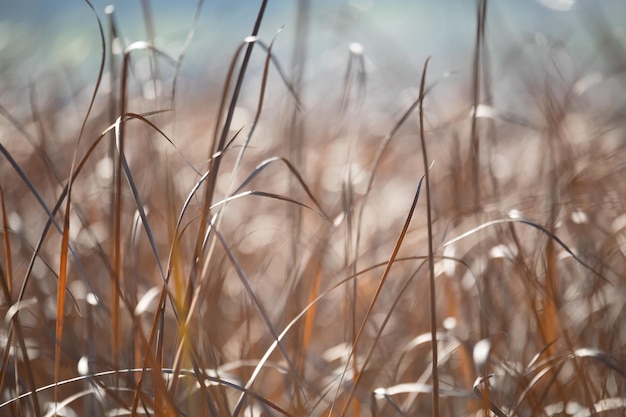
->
[416, 56, 440, 417]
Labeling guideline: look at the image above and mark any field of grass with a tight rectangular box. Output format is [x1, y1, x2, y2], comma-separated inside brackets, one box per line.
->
[1, 1, 625, 416]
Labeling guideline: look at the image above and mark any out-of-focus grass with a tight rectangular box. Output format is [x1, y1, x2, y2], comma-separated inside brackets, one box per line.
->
[1, 1, 625, 416]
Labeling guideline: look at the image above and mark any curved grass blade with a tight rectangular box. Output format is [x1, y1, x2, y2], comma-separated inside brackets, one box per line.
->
[211, 221, 307, 417]
[55, 1, 106, 414]
[232, 156, 327, 218]
[229, 29, 283, 190]
[0, 368, 294, 417]
[334, 175, 424, 417]
[442, 216, 607, 282]
[0, 202, 42, 415]
[191, 0, 269, 293]
[512, 348, 626, 416]
[232, 255, 452, 417]
[210, 190, 331, 223]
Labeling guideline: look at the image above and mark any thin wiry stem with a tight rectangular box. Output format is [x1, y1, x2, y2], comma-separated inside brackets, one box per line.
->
[417, 56, 439, 417]
[470, 0, 488, 210]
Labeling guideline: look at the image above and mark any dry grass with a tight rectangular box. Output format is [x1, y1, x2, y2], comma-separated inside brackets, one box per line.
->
[1, 1, 625, 416]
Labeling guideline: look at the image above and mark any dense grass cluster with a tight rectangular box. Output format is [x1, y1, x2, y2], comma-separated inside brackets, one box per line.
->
[1, 1, 625, 416]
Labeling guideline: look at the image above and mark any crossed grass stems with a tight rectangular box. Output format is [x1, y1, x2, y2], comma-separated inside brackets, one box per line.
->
[1, 0, 625, 416]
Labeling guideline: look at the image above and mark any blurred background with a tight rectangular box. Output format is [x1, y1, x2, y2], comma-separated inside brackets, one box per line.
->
[2, 0, 626, 101]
